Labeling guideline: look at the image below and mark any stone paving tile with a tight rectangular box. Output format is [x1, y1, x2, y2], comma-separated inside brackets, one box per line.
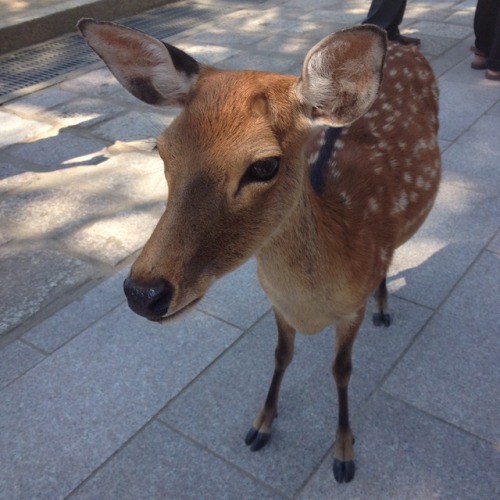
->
[388, 182, 499, 309]
[437, 80, 500, 142]
[22, 269, 127, 353]
[62, 207, 161, 266]
[0, 176, 127, 240]
[160, 295, 432, 497]
[44, 96, 127, 128]
[0, 246, 94, 336]
[197, 258, 271, 329]
[0, 111, 52, 148]
[0, 162, 40, 193]
[384, 251, 500, 444]
[173, 41, 241, 65]
[3, 88, 76, 117]
[0, 340, 45, 389]
[79, 150, 166, 203]
[90, 110, 175, 143]
[442, 116, 500, 196]
[298, 392, 500, 500]
[58, 67, 124, 96]
[488, 230, 500, 254]
[0, 304, 243, 499]
[411, 20, 473, 39]
[8, 130, 110, 171]
[219, 52, 298, 73]
[430, 34, 474, 77]
[70, 421, 283, 500]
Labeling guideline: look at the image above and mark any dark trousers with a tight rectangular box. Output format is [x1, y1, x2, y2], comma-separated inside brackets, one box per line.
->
[362, 0, 408, 39]
[474, 0, 500, 71]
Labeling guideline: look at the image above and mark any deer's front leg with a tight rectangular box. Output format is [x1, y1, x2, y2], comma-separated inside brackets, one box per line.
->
[245, 308, 296, 451]
[332, 310, 364, 483]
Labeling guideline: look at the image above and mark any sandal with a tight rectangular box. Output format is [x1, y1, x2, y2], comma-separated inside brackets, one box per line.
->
[470, 46, 488, 70]
[485, 69, 500, 81]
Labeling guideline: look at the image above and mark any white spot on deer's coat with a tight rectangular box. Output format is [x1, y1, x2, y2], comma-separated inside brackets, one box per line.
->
[308, 151, 319, 164]
[368, 197, 379, 212]
[392, 191, 408, 215]
[403, 172, 412, 183]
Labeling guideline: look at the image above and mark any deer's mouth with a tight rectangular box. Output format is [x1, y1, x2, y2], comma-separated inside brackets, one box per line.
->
[152, 296, 203, 323]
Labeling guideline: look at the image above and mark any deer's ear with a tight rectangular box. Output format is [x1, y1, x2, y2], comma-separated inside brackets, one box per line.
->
[296, 25, 387, 127]
[78, 18, 200, 106]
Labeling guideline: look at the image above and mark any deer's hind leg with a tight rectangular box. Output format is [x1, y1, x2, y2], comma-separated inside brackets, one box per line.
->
[372, 277, 391, 327]
[245, 308, 296, 451]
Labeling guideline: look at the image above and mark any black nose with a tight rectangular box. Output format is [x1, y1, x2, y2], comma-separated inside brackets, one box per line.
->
[123, 277, 174, 320]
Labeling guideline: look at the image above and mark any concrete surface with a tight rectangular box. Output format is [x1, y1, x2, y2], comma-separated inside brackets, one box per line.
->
[0, 0, 499, 498]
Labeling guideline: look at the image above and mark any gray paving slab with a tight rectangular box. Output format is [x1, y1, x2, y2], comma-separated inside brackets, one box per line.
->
[173, 41, 241, 65]
[77, 150, 166, 204]
[22, 269, 127, 353]
[388, 181, 500, 309]
[411, 19, 473, 39]
[70, 421, 283, 500]
[442, 116, 500, 196]
[0, 162, 40, 193]
[62, 206, 162, 265]
[0, 174, 127, 241]
[91, 110, 175, 144]
[197, 258, 271, 329]
[384, 251, 500, 444]
[3, 87, 76, 117]
[8, 130, 110, 171]
[0, 340, 45, 389]
[0, 246, 94, 336]
[39, 96, 127, 128]
[0, 304, 243, 499]
[0, 111, 52, 148]
[160, 295, 432, 497]
[488, 230, 500, 254]
[298, 392, 500, 500]
[437, 80, 500, 141]
[58, 67, 124, 96]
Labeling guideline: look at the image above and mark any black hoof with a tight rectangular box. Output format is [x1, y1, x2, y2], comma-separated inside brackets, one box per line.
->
[333, 458, 355, 483]
[245, 427, 271, 451]
[372, 312, 391, 327]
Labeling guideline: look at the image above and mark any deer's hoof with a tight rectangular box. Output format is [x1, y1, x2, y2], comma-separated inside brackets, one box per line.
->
[372, 312, 391, 327]
[245, 426, 271, 451]
[333, 458, 355, 483]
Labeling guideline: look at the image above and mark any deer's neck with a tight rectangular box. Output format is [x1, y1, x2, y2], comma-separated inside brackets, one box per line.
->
[255, 165, 356, 333]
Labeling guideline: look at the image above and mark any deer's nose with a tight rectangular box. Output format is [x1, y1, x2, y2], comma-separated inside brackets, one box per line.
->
[123, 277, 174, 320]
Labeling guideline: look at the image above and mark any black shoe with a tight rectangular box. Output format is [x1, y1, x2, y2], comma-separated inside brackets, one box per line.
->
[389, 34, 421, 46]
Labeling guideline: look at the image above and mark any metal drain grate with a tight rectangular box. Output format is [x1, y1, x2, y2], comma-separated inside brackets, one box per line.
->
[0, 2, 229, 102]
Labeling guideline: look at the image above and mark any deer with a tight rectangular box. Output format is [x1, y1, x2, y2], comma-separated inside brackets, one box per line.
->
[78, 18, 441, 483]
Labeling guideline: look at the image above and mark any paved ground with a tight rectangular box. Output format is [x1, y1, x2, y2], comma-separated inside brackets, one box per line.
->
[1, 0, 499, 498]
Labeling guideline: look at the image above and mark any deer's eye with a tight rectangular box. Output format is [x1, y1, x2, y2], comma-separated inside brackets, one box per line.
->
[245, 157, 280, 182]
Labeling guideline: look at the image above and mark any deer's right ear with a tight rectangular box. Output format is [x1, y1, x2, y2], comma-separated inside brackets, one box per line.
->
[77, 18, 200, 106]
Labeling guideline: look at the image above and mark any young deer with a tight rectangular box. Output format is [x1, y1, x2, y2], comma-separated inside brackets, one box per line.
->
[79, 19, 440, 483]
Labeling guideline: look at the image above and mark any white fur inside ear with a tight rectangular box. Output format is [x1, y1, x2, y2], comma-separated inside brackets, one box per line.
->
[81, 21, 199, 106]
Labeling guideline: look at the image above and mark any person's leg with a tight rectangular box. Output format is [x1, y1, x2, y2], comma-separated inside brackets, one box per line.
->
[486, 3, 500, 75]
[472, 0, 500, 78]
[363, 0, 419, 44]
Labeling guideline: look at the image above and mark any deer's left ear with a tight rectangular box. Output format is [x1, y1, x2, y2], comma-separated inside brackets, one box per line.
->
[78, 18, 200, 107]
[296, 25, 387, 127]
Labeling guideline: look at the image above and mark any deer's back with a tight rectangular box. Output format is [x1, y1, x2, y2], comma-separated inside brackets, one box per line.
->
[307, 43, 440, 253]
